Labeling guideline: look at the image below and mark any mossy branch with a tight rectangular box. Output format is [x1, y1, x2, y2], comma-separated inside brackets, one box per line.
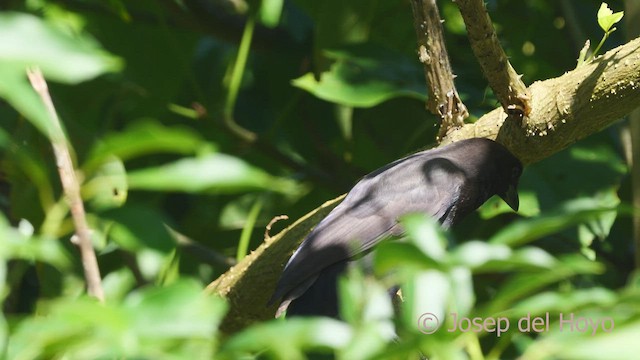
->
[206, 195, 344, 334]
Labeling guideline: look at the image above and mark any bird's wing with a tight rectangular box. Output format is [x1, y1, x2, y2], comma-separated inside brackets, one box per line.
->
[270, 156, 466, 304]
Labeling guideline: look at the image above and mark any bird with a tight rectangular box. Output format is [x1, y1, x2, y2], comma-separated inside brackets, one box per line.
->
[268, 138, 523, 318]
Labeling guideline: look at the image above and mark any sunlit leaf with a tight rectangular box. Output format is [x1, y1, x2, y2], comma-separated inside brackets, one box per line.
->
[524, 320, 640, 360]
[0, 215, 70, 269]
[403, 270, 450, 334]
[125, 280, 227, 339]
[0, 12, 121, 138]
[401, 213, 448, 262]
[220, 318, 353, 358]
[374, 242, 444, 275]
[126, 153, 297, 194]
[259, 0, 284, 28]
[338, 268, 395, 360]
[508, 288, 617, 318]
[597, 3, 623, 33]
[0, 12, 122, 83]
[451, 241, 556, 272]
[8, 280, 226, 360]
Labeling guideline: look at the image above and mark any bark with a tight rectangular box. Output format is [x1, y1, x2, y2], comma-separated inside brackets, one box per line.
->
[454, 0, 531, 118]
[410, 0, 468, 139]
[442, 36, 640, 164]
[206, 195, 344, 334]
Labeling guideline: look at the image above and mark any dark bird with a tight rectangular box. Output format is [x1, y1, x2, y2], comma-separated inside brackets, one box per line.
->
[269, 138, 522, 318]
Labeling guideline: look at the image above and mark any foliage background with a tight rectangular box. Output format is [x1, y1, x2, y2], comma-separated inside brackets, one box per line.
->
[0, 0, 638, 358]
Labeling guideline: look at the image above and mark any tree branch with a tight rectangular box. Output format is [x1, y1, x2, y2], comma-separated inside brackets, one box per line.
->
[454, 0, 531, 119]
[410, 0, 468, 140]
[442, 36, 640, 164]
[26, 68, 105, 302]
[206, 195, 344, 334]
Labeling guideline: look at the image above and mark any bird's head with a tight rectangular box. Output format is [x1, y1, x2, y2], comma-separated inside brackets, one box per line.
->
[497, 161, 522, 212]
[457, 138, 522, 212]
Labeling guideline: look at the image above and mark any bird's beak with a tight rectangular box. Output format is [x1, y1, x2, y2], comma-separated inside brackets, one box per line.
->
[499, 184, 519, 212]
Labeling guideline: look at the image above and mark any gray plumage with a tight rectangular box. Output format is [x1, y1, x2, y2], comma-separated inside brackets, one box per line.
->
[269, 138, 522, 317]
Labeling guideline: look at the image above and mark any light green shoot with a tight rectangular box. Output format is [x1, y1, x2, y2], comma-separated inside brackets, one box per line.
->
[576, 3, 624, 67]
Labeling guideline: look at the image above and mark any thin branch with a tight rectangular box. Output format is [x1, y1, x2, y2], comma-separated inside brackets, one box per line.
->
[454, 0, 531, 119]
[410, 0, 468, 140]
[264, 215, 289, 240]
[26, 68, 104, 302]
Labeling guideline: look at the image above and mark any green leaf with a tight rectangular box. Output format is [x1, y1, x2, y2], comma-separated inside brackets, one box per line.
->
[449, 267, 474, 316]
[400, 213, 448, 262]
[374, 242, 444, 275]
[339, 267, 394, 325]
[125, 280, 228, 339]
[480, 255, 603, 316]
[292, 44, 426, 107]
[509, 288, 617, 318]
[259, 0, 284, 28]
[0, 67, 53, 137]
[0, 12, 121, 138]
[597, 3, 624, 33]
[489, 199, 622, 247]
[338, 268, 395, 360]
[0, 215, 71, 269]
[103, 204, 175, 253]
[220, 318, 353, 358]
[82, 155, 128, 209]
[523, 320, 640, 360]
[101, 268, 136, 303]
[451, 241, 556, 271]
[8, 280, 226, 360]
[403, 270, 450, 334]
[83, 120, 208, 172]
[0, 12, 122, 84]
[126, 153, 297, 194]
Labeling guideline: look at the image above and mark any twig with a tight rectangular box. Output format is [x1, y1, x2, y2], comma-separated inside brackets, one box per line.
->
[264, 215, 289, 240]
[26, 68, 105, 302]
[453, 0, 531, 120]
[410, 0, 468, 140]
